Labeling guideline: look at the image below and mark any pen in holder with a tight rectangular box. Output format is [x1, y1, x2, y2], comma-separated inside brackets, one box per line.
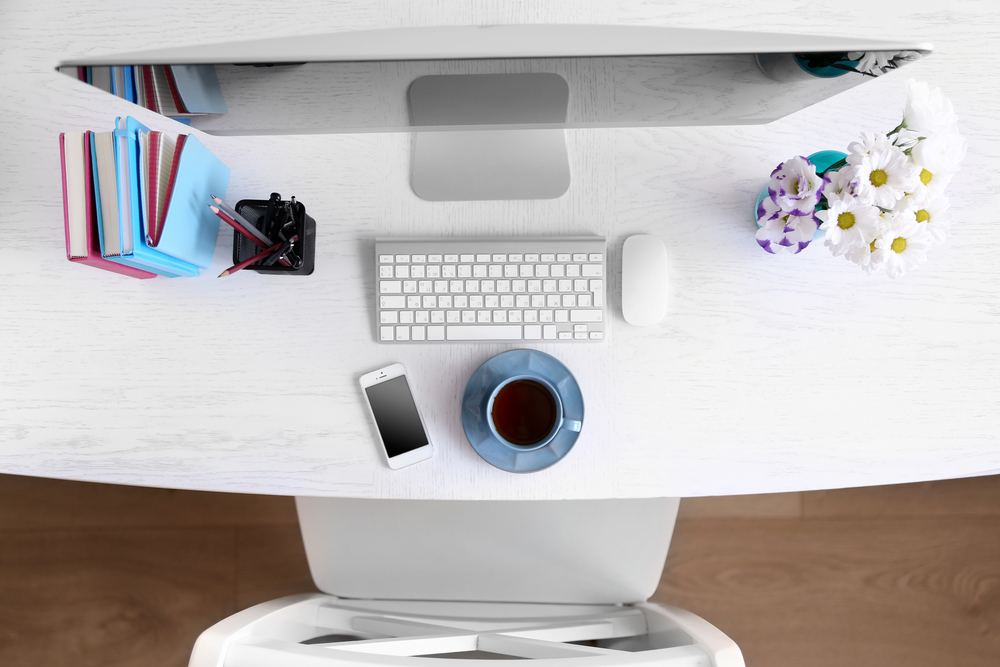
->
[231, 193, 316, 275]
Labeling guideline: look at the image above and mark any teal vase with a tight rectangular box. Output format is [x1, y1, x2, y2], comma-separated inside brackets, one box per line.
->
[755, 150, 848, 241]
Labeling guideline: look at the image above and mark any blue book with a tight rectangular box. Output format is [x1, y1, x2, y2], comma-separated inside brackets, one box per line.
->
[106, 116, 194, 277]
[169, 65, 228, 114]
[124, 66, 135, 103]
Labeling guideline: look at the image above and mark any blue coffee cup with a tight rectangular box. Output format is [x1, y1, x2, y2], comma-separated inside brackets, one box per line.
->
[485, 374, 583, 451]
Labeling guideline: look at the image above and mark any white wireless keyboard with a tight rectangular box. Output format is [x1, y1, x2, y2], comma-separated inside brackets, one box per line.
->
[376, 237, 606, 343]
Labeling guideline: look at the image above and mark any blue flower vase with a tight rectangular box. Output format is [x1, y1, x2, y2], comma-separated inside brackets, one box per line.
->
[755, 150, 848, 241]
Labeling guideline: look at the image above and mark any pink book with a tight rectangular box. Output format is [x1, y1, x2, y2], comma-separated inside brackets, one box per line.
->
[60, 132, 157, 279]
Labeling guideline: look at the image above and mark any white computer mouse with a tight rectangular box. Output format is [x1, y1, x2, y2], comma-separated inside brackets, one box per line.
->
[621, 235, 668, 326]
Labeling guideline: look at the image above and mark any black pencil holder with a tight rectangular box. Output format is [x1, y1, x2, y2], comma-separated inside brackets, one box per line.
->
[232, 194, 316, 276]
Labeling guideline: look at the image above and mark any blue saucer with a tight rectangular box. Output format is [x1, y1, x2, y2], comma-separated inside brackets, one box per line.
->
[462, 350, 584, 473]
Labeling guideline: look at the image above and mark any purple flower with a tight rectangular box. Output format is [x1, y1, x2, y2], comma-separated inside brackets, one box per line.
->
[768, 155, 828, 217]
[756, 195, 820, 254]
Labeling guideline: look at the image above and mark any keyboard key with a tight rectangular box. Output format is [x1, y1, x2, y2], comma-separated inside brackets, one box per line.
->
[509, 253, 523, 262]
[380, 311, 398, 324]
[519, 264, 534, 277]
[557, 253, 571, 262]
[380, 326, 394, 340]
[442, 265, 457, 278]
[426, 265, 441, 278]
[462, 310, 476, 323]
[497, 280, 511, 293]
[550, 265, 565, 278]
[591, 280, 603, 307]
[379, 255, 394, 263]
[428, 254, 442, 262]
[524, 324, 541, 339]
[415, 311, 430, 323]
[527, 280, 541, 293]
[578, 294, 592, 307]
[477, 310, 491, 323]
[574, 279, 589, 292]
[535, 265, 549, 278]
[566, 264, 580, 277]
[431, 311, 445, 323]
[395, 254, 410, 263]
[541, 253, 555, 262]
[469, 295, 484, 308]
[562, 295, 577, 308]
[466, 280, 480, 292]
[380, 295, 406, 309]
[434, 281, 448, 293]
[460, 254, 474, 262]
[486, 295, 500, 308]
[582, 264, 603, 277]
[543, 325, 557, 339]
[575, 324, 589, 332]
[448, 325, 522, 340]
[590, 331, 604, 340]
[547, 295, 561, 307]
[473, 265, 487, 277]
[380, 281, 402, 293]
[438, 295, 453, 308]
[379, 266, 394, 278]
[395, 265, 409, 278]
[411, 265, 425, 278]
[402, 281, 417, 293]
[558, 279, 572, 292]
[559, 332, 572, 340]
[494, 310, 507, 323]
[524, 310, 538, 322]
[422, 295, 436, 308]
[428, 326, 445, 340]
[525, 253, 539, 262]
[492, 254, 506, 262]
[418, 281, 432, 293]
[512, 280, 526, 293]
[571, 310, 603, 323]
[575, 332, 588, 340]
[481, 280, 495, 292]
[454, 296, 468, 308]
[515, 295, 529, 308]
[540, 310, 553, 322]
[508, 310, 521, 322]
[444, 254, 458, 262]
[543, 280, 557, 293]
[555, 310, 569, 322]
[449, 280, 464, 292]
[407, 295, 420, 308]
[458, 265, 472, 278]
[447, 311, 461, 323]
[504, 265, 518, 277]
[476, 254, 490, 262]
[412, 326, 426, 341]
[531, 295, 545, 308]
[573, 253, 587, 261]
[396, 326, 409, 341]
[399, 311, 414, 324]
[589, 254, 603, 262]
[412, 254, 426, 263]
[489, 264, 503, 277]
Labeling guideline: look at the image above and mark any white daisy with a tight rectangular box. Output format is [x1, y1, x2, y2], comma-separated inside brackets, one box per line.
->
[895, 194, 953, 244]
[823, 165, 861, 208]
[847, 51, 898, 75]
[909, 126, 966, 202]
[847, 131, 894, 159]
[872, 211, 932, 278]
[817, 199, 881, 256]
[903, 79, 958, 136]
[848, 139, 920, 209]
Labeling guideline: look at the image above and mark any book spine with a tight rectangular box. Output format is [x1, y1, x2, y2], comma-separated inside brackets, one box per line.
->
[142, 66, 159, 114]
[59, 133, 72, 260]
[164, 66, 188, 114]
[147, 131, 160, 245]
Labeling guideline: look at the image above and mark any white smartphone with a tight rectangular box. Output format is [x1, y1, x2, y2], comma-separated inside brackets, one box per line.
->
[359, 363, 434, 469]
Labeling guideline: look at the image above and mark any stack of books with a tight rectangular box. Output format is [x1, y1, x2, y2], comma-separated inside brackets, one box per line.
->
[60, 116, 231, 278]
[59, 65, 227, 121]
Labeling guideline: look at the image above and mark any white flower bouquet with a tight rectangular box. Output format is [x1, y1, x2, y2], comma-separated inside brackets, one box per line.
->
[755, 80, 966, 278]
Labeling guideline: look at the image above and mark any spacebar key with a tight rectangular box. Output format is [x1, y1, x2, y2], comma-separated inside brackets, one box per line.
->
[447, 325, 522, 340]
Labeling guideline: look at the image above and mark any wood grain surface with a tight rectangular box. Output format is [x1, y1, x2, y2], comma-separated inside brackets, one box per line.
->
[2, 473, 998, 666]
[0, 1, 998, 500]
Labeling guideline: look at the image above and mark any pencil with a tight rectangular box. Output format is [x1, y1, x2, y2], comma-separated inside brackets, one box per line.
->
[210, 195, 270, 245]
[210, 205, 270, 250]
[218, 235, 299, 277]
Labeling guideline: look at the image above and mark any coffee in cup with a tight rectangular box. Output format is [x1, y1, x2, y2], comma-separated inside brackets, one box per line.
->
[490, 379, 558, 446]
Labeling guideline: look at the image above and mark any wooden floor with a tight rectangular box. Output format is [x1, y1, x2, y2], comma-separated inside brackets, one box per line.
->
[0, 475, 998, 666]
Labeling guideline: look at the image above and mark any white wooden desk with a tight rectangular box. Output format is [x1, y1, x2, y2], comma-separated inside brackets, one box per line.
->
[1, 0, 998, 499]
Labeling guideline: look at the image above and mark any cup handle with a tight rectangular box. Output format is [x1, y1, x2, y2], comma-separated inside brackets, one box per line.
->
[562, 418, 582, 433]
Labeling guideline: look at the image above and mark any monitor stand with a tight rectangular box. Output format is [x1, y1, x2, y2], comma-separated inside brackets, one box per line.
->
[408, 73, 571, 201]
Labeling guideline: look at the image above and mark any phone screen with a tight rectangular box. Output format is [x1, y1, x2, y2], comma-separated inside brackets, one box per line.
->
[365, 375, 429, 458]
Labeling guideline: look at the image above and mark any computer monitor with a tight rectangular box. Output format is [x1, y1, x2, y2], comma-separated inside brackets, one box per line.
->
[61, 25, 931, 201]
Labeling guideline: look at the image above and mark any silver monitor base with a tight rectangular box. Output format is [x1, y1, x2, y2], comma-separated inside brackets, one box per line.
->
[408, 74, 571, 201]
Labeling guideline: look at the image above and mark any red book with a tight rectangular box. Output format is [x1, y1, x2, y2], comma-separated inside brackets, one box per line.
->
[163, 66, 189, 114]
[152, 133, 187, 247]
[141, 66, 159, 113]
[60, 132, 156, 279]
